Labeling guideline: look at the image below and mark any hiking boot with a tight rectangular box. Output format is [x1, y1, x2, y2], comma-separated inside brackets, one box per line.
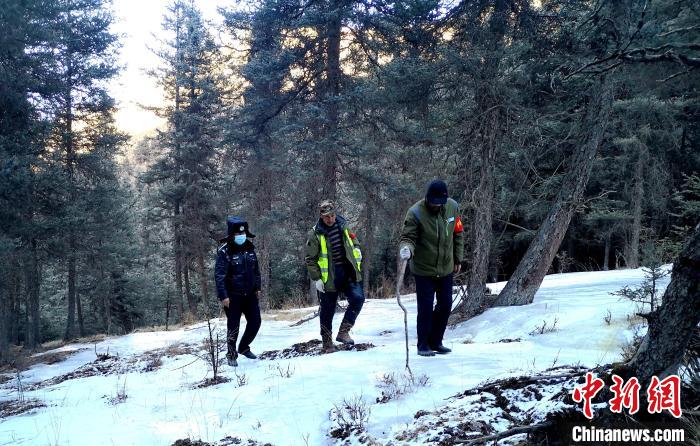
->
[239, 349, 257, 360]
[417, 349, 436, 357]
[430, 344, 452, 354]
[335, 321, 355, 345]
[322, 334, 338, 354]
[227, 353, 238, 367]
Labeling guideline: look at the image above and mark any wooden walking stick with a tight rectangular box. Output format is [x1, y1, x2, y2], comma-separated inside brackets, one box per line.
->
[396, 257, 412, 377]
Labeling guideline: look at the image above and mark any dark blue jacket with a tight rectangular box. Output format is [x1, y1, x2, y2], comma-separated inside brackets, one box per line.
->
[215, 240, 261, 301]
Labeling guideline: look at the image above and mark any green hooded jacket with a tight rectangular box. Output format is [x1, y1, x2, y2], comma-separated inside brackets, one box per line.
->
[399, 198, 465, 277]
[304, 215, 363, 293]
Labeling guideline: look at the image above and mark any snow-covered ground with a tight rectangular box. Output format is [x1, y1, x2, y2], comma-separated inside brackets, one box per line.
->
[0, 267, 670, 446]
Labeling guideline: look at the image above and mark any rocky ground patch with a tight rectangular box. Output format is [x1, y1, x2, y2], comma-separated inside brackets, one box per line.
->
[258, 339, 375, 360]
[171, 436, 272, 446]
[22, 342, 199, 391]
[0, 398, 46, 419]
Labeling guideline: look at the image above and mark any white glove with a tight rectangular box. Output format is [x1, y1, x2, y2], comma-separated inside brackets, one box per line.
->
[315, 279, 325, 293]
[399, 245, 411, 260]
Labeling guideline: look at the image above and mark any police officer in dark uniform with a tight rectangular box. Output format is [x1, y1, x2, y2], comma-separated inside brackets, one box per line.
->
[215, 216, 262, 366]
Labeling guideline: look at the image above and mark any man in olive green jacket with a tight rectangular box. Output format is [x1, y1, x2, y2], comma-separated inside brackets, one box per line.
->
[399, 180, 465, 356]
[305, 200, 365, 353]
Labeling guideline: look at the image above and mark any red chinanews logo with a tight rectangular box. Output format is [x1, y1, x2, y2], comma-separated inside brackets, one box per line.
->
[571, 372, 682, 419]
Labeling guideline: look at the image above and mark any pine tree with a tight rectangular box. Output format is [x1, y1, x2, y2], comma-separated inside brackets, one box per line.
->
[494, 0, 659, 306]
[45, 0, 121, 340]
[144, 0, 224, 321]
[74, 98, 138, 334]
[439, 0, 543, 318]
[220, 0, 300, 309]
[346, 0, 459, 295]
[0, 0, 63, 354]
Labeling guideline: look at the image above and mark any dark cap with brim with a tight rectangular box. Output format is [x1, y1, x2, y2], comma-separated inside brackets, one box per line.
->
[426, 179, 449, 205]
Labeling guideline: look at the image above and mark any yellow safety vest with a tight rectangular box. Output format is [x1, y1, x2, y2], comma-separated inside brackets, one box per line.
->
[318, 234, 329, 283]
[317, 229, 362, 283]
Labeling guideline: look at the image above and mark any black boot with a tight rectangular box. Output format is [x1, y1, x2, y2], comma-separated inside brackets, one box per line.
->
[239, 349, 257, 359]
[227, 352, 238, 367]
[430, 344, 451, 354]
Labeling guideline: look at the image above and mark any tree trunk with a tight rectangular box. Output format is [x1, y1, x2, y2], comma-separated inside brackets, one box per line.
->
[258, 233, 271, 310]
[363, 196, 374, 297]
[64, 236, 77, 340]
[105, 288, 112, 335]
[173, 9, 184, 324]
[626, 144, 646, 268]
[76, 292, 85, 338]
[64, 71, 78, 341]
[9, 272, 19, 345]
[3, 266, 21, 357]
[603, 232, 611, 271]
[465, 144, 496, 315]
[25, 239, 41, 349]
[184, 262, 195, 320]
[458, 0, 507, 320]
[0, 288, 9, 362]
[165, 289, 171, 331]
[0, 265, 19, 362]
[174, 203, 185, 323]
[9, 265, 22, 345]
[253, 166, 272, 310]
[496, 80, 614, 306]
[197, 253, 209, 307]
[627, 224, 700, 387]
[465, 98, 498, 317]
[100, 265, 111, 335]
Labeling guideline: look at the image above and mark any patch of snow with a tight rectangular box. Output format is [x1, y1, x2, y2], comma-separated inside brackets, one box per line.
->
[0, 267, 669, 445]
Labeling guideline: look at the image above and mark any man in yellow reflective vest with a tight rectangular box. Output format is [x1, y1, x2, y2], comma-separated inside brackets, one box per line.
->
[305, 200, 365, 353]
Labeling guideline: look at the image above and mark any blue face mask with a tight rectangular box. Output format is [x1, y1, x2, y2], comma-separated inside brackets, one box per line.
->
[233, 234, 247, 245]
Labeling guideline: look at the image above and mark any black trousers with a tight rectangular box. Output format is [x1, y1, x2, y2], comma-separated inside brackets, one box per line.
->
[319, 264, 365, 338]
[414, 273, 453, 351]
[223, 295, 261, 355]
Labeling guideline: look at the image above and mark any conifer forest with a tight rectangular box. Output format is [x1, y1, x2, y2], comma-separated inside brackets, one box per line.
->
[1, 0, 698, 362]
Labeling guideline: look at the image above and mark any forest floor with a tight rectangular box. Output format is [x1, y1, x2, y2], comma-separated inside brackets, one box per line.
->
[1, 266, 694, 445]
